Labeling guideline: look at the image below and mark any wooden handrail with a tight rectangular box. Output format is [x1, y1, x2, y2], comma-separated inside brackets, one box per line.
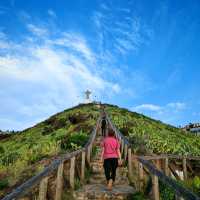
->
[134, 155, 200, 161]
[139, 157, 200, 200]
[2, 116, 101, 200]
[105, 112, 200, 200]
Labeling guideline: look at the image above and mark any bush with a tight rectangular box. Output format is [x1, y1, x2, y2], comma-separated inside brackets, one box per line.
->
[53, 118, 67, 129]
[60, 131, 89, 151]
[131, 192, 147, 200]
[184, 176, 200, 196]
[0, 179, 9, 190]
[42, 125, 54, 135]
[159, 181, 175, 200]
[0, 152, 21, 166]
[0, 145, 4, 154]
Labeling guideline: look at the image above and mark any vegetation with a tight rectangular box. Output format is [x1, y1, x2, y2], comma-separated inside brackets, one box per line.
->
[105, 105, 200, 156]
[131, 192, 148, 200]
[0, 103, 99, 197]
[1, 103, 200, 197]
[183, 176, 200, 196]
[159, 181, 175, 200]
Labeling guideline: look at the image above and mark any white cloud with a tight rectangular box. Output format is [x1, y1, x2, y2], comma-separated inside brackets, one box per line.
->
[0, 31, 7, 39]
[27, 24, 48, 37]
[49, 32, 95, 62]
[133, 102, 186, 113]
[92, 4, 152, 56]
[0, 40, 10, 49]
[167, 102, 186, 110]
[132, 102, 187, 125]
[134, 104, 162, 112]
[48, 9, 57, 18]
[0, 24, 120, 130]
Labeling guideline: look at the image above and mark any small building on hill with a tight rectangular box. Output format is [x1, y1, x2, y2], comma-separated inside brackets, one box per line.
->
[182, 123, 200, 136]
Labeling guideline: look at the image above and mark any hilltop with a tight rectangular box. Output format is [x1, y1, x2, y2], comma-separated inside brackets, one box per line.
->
[1, 103, 200, 197]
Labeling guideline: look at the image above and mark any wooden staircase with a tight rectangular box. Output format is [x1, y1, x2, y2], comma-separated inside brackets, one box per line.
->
[73, 135, 135, 200]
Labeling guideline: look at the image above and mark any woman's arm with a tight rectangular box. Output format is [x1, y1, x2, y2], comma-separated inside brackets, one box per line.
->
[117, 149, 122, 161]
[117, 140, 122, 165]
[101, 147, 104, 163]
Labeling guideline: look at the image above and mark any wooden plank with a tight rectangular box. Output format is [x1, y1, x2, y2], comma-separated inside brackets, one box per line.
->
[81, 151, 86, 181]
[138, 157, 200, 200]
[38, 177, 48, 200]
[55, 162, 64, 200]
[152, 174, 160, 200]
[121, 139, 124, 155]
[70, 156, 76, 189]
[87, 145, 91, 165]
[138, 162, 144, 191]
[164, 158, 169, 176]
[138, 155, 200, 161]
[156, 159, 162, 171]
[124, 144, 128, 160]
[183, 158, 187, 180]
[128, 148, 133, 180]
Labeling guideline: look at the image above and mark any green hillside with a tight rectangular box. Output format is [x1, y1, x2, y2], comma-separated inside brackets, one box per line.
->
[106, 105, 200, 156]
[0, 103, 200, 196]
[0, 103, 99, 196]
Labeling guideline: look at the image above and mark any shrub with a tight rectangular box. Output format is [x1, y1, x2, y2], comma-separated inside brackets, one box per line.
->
[159, 181, 175, 200]
[53, 118, 67, 129]
[42, 125, 54, 135]
[0, 179, 9, 190]
[0, 145, 4, 154]
[184, 176, 200, 196]
[131, 192, 148, 200]
[60, 131, 89, 151]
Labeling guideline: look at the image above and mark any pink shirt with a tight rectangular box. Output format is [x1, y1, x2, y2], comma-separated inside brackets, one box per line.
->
[101, 137, 120, 159]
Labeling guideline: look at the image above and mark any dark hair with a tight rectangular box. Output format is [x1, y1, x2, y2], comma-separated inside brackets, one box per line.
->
[108, 129, 115, 137]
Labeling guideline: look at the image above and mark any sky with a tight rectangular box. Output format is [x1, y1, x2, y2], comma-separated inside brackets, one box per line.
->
[0, 0, 200, 131]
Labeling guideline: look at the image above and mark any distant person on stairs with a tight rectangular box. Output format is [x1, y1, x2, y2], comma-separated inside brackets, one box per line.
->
[101, 116, 107, 137]
[100, 129, 122, 190]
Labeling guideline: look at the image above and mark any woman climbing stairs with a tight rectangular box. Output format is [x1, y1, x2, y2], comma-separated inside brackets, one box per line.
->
[73, 130, 135, 200]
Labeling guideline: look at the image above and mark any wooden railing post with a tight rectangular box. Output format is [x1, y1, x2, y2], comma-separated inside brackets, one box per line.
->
[87, 145, 91, 165]
[152, 173, 160, 200]
[81, 151, 86, 182]
[121, 139, 124, 155]
[183, 157, 187, 180]
[124, 144, 128, 160]
[138, 162, 144, 191]
[70, 156, 75, 189]
[38, 177, 48, 200]
[164, 157, 169, 176]
[156, 159, 161, 170]
[55, 162, 64, 200]
[128, 148, 133, 180]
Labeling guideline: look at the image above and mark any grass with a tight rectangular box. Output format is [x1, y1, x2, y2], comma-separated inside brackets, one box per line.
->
[1, 103, 200, 198]
[105, 104, 200, 156]
[0, 103, 99, 197]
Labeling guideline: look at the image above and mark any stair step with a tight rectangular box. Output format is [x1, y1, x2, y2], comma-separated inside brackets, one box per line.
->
[73, 184, 135, 200]
[89, 176, 129, 185]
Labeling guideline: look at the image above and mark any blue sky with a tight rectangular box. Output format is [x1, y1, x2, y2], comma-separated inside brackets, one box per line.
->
[0, 0, 200, 130]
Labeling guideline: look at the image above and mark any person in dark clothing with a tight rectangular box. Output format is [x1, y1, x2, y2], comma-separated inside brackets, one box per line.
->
[100, 129, 122, 190]
[101, 116, 107, 137]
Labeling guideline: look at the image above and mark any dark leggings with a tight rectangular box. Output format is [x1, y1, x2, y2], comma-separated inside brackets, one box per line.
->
[101, 126, 106, 137]
[103, 158, 118, 182]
